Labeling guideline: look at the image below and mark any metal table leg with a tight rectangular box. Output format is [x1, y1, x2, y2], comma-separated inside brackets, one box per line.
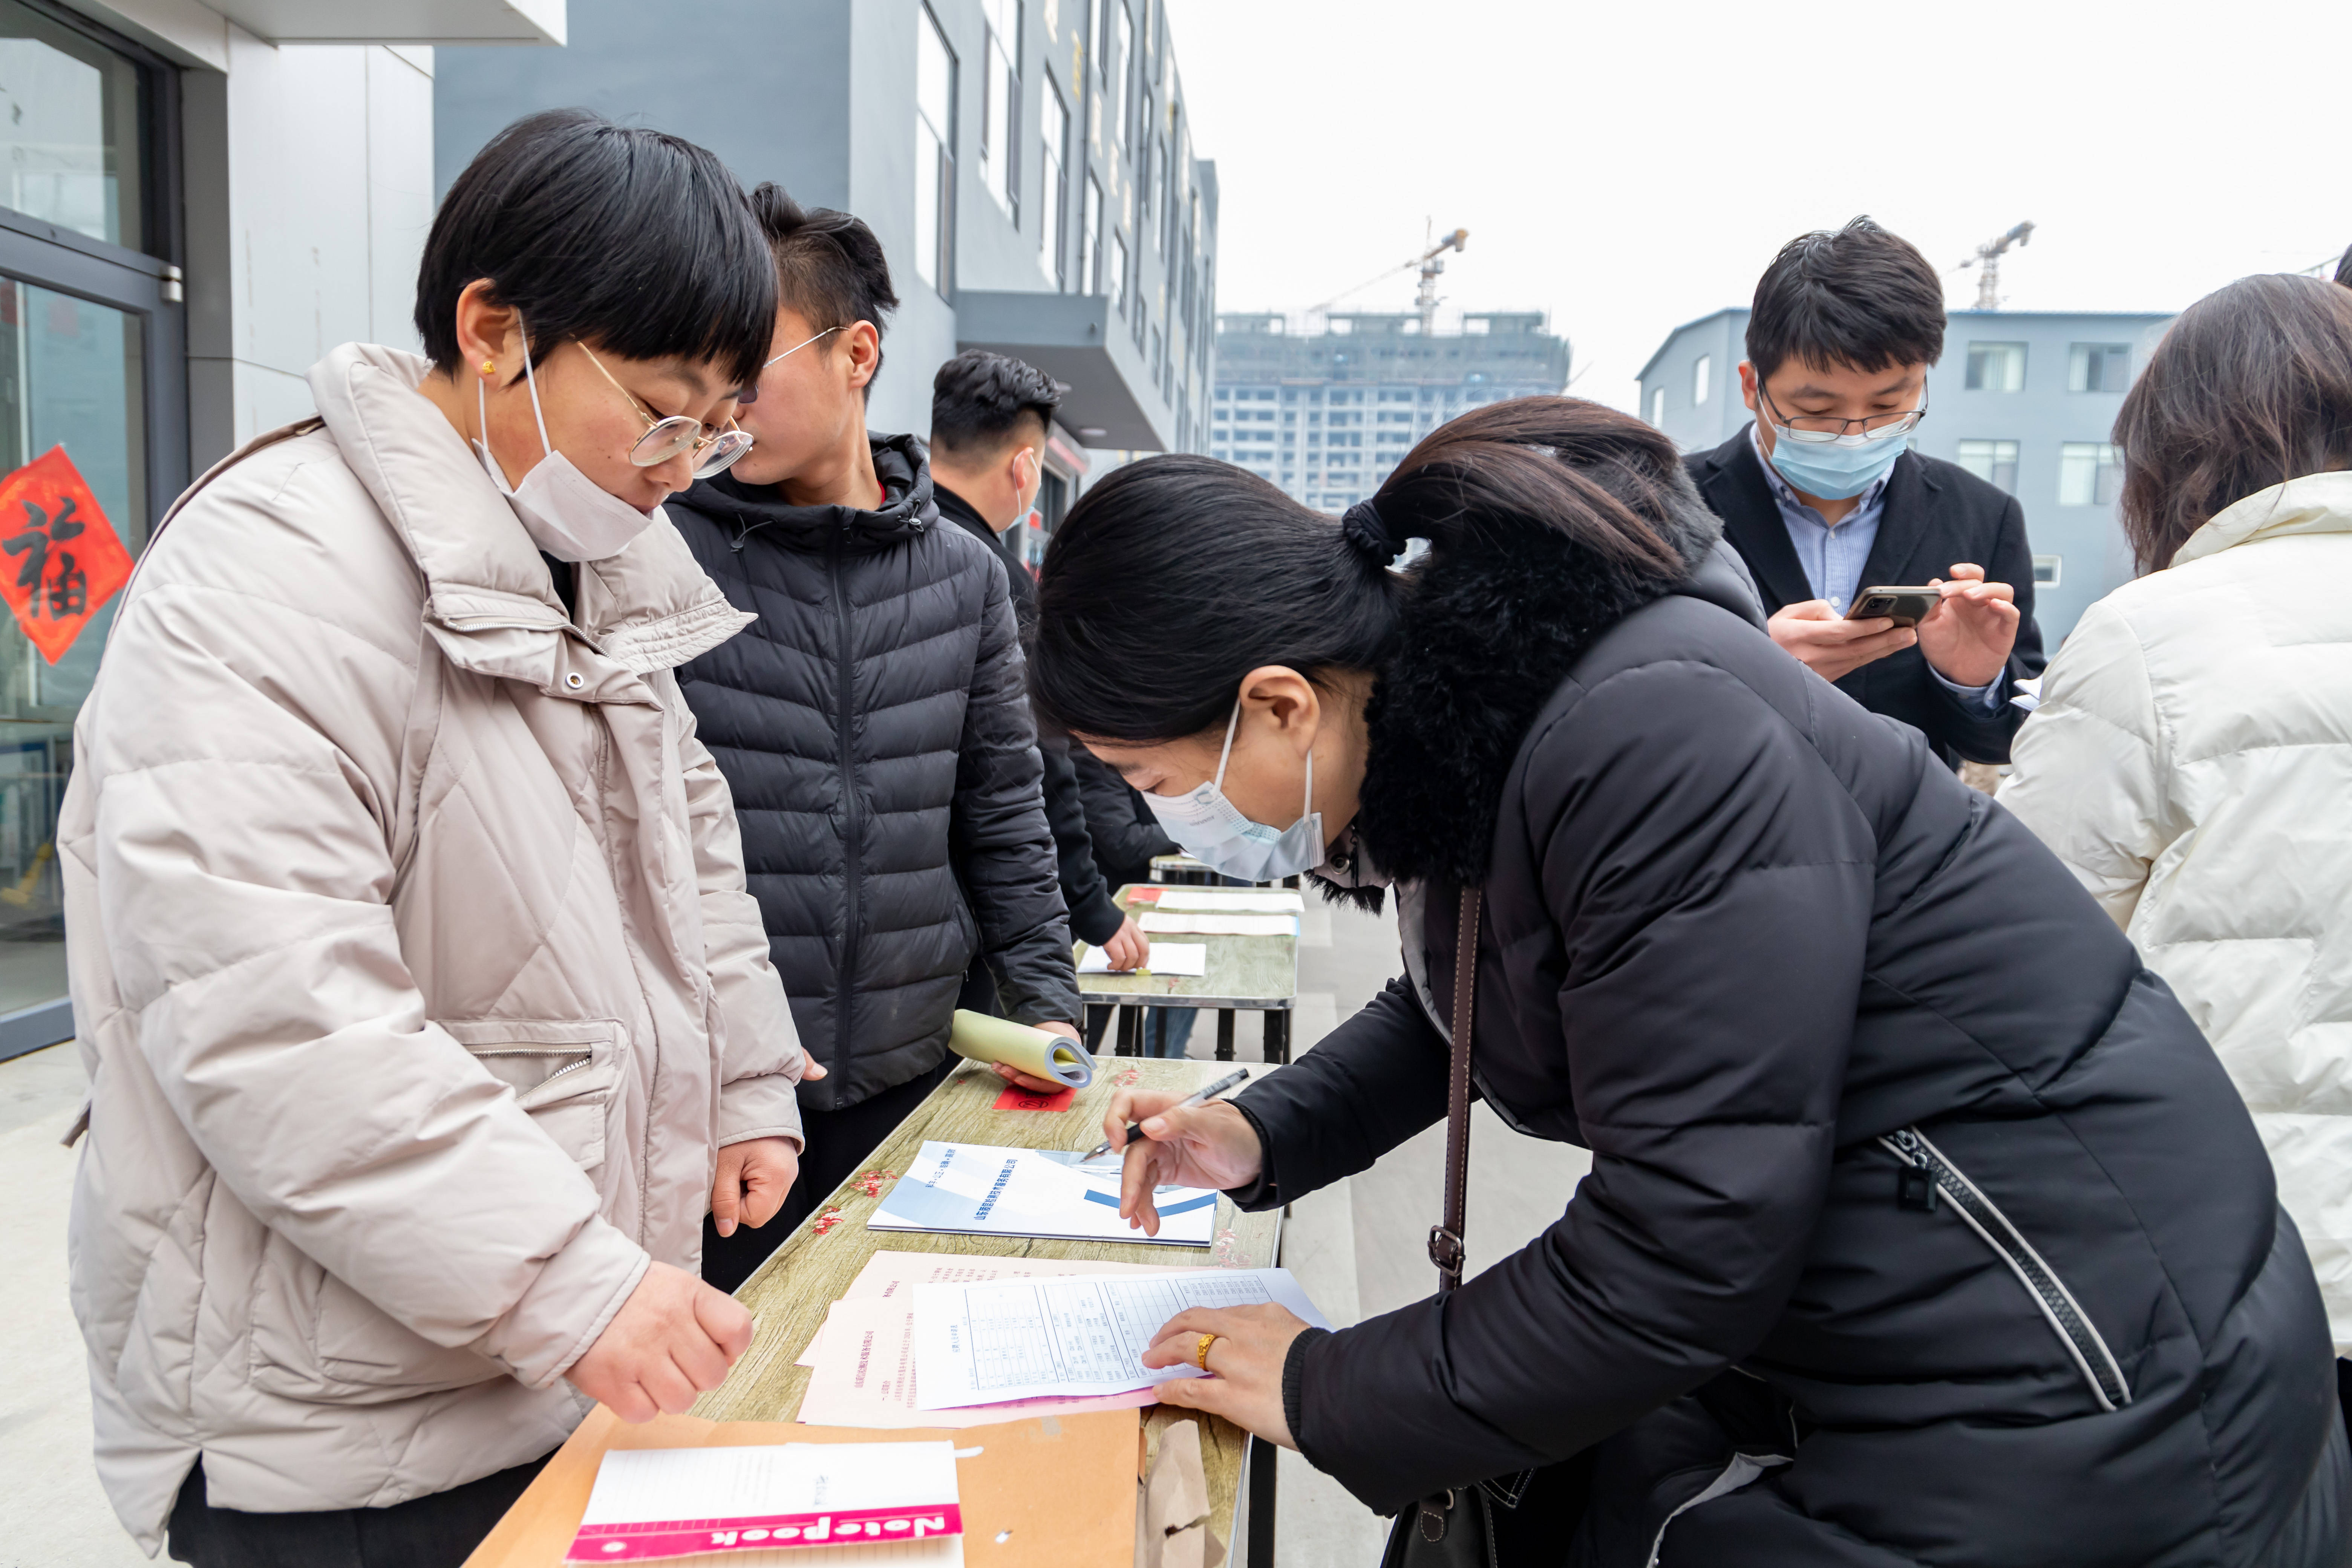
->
[1115, 1005, 1139, 1057]
[1247, 1434, 1277, 1566]
[1262, 1009, 1290, 1065]
[1215, 1009, 1236, 1062]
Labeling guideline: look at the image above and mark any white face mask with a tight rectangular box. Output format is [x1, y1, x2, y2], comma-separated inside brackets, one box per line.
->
[1144, 699, 1325, 884]
[474, 329, 661, 564]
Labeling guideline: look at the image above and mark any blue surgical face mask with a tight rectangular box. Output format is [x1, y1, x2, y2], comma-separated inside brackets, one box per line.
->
[1142, 700, 1325, 884]
[1764, 424, 1908, 501]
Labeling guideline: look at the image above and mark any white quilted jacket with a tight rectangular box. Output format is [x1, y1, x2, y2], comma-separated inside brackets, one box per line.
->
[62, 343, 808, 1552]
[2002, 469, 2352, 1354]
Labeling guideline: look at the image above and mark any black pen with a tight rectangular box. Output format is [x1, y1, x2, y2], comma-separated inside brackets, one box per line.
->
[1081, 1067, 1251, 1162]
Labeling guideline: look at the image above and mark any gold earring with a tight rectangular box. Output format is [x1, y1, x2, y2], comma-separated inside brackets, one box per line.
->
[481, 358, 496, 377]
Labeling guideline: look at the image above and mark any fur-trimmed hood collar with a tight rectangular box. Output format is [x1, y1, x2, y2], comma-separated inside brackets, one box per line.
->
[1352, 502, 1752, 891]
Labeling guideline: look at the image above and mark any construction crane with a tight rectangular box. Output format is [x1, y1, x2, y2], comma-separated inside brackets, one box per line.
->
[1955, 221, 2035, 311]
[1312, 223, 1470, 333]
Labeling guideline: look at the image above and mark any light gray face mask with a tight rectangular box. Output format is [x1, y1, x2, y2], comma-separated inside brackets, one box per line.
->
[474, 327, 661, 564]
[1143, 699, 1325, 884]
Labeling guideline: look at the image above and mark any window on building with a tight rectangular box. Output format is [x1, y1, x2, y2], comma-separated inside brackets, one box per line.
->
[1956, 439, 2020, 493]
[1150, 139, 1168, 254]
[1110, 231, 1128, 316]
[1038, 81, 1067, 286]
[1965, 342, 2026, 392]
[978, 0, 1020, 220]
[1080, 174, 1102, 295]
[1, 0, 149, 250]
[1650, 387, 1666, 427]
[2033, 555, 2063, 587]
[1692, 355, 1710, 407]
[2058, 442, 2123, 506]
[1116, 2, 1136, 150]
[913, 7, 955, 295]
[2067, 343, 2131, 394]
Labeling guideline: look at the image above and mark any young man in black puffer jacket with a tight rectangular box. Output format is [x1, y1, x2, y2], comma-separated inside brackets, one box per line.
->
[671, 187, 1082, 1291]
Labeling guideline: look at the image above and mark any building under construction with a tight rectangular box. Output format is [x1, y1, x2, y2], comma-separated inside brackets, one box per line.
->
[1211, 311, 1572, 513]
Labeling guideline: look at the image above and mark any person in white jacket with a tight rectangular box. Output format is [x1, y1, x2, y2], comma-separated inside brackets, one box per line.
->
[2001, 271, 2352, 1429]
[64, 110, 821, 1566]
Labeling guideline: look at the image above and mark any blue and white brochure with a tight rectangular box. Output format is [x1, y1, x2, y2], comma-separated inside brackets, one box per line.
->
[868, 1141, 1219, 1247]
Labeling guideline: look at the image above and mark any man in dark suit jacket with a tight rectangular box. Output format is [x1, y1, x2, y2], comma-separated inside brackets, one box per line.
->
[1689, 217, 2046, 766]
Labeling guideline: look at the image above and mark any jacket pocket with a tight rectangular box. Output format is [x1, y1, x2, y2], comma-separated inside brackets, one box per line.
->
[440, 1017, 623, 1171]
[1880, 1124, 2133, 1412]
[246, 1231, 497, 1402]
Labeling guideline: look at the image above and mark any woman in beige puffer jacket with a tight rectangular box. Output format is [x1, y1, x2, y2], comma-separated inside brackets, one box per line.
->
[2002, 272, 2352, 1420]
[63, 112, 811, 1559]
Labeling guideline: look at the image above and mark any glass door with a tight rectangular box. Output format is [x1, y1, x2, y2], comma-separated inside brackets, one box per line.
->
[0, 0, 183, 1052]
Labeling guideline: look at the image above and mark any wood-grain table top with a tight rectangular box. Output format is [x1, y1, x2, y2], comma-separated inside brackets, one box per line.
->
[1076, 884, 1300, 1010]
[694, 1056, 1282, 1553]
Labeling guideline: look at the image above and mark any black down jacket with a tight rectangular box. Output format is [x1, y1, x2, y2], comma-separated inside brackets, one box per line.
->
[1230, 507, 2342, 1564]
[671, 434, 1079, 1112]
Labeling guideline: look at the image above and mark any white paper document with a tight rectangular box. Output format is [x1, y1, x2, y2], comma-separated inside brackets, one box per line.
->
[1136, 912, 1300, 937]
[912, 1268, 1330, 1410]
[1138, 890, 1305, 913]
[868, 1141, 1217, 1247]
[567, 1440, 961, 1563]
[1078, 942, 1207, 977]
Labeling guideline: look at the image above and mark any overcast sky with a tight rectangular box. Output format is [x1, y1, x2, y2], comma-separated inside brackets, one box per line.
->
[1164, 0, 2352, 411]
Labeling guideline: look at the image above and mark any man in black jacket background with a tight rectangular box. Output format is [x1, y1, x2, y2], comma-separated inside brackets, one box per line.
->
[927, 350, 1150, 981]
[671, 188, 1082, 1290]
[1688, 217, 2046, 766]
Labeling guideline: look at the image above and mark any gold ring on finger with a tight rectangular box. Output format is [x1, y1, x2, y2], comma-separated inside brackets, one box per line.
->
[1194, 1332, 1219, 1371]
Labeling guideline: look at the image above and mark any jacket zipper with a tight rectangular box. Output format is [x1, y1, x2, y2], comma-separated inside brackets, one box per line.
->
[1880, 1125, 2131, 1412]
[830, 526, 859, 1079]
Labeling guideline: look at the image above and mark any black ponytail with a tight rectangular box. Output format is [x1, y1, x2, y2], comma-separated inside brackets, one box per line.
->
[1029, 456, 1402, 743]
[1028, 397, 1723, 865]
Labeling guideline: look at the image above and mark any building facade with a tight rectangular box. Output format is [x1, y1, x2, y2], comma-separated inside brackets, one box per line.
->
[1211, 309, 1571, 512]
[436, 0, 1219, 557]
[0, 0, 548, 1057]
[1637, 306, 2174, 644]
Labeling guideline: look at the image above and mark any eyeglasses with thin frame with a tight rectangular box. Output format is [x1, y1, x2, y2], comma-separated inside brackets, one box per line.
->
[1759, 378, 1930, 446]
[766, 324, 842, 367]
[576, 342, 755, 478]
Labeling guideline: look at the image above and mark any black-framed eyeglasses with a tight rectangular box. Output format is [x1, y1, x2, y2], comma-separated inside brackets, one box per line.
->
[1759, 379, 1930, 446]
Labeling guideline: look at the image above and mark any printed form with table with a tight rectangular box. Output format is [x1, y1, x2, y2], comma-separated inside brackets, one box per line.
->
[465, 886, 1324, 1568]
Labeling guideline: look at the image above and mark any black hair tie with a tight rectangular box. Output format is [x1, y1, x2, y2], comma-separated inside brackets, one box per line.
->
[1340, 499, 1402, 567]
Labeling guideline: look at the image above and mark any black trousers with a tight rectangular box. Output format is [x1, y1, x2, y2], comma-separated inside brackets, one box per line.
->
[166, 1453, 551, 1568]
[699, 1053, 957, 1293]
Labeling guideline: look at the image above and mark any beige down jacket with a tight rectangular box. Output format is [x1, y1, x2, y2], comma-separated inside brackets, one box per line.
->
[2001, 469, 2352, 1355]
[62, 343, 808, 1553]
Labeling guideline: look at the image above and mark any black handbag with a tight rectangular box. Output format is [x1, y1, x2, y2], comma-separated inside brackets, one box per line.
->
[1377, 887, 1564, 1568]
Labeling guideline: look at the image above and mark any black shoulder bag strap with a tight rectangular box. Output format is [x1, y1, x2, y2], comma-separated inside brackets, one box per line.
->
[1430, 886, 1480, 1292]
[1383, 887, 1537, 1567]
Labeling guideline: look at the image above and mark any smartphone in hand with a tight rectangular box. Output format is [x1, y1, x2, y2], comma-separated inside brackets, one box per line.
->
[1847, 586, 1940, 628]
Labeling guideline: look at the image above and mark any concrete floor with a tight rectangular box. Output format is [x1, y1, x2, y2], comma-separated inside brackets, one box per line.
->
[0, 899, 1591, 1568]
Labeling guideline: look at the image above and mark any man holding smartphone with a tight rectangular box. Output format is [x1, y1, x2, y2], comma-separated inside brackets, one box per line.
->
[1688, 217, 2046, 766]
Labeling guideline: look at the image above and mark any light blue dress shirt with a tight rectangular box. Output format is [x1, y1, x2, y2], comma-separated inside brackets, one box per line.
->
[1747, 424, 2001, 710]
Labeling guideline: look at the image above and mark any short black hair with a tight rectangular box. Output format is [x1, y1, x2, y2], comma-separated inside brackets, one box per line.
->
[749, 182, 900, 389]
[1746, 216, 1946, 383]
[417, 109, 775, 387]
[931, 350, 1061, 459]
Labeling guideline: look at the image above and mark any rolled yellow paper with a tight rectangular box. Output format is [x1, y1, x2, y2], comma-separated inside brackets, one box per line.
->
[948, 1009, 1095, 1089]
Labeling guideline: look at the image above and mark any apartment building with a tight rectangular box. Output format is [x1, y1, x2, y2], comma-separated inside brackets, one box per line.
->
[1211, 309, 1571, 511]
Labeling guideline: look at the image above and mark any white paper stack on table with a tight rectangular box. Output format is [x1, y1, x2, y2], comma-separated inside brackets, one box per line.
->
[869, 1142, 1217, 1246]
[566, 1439, 961, 1563]
[797, 1251, 1205, 1429]
[1135, 912, 1299, 936]
[913, 1267, 1330, 1410]
[1128, 888, 1305, 913]
[1077, 942, 1207, 976]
